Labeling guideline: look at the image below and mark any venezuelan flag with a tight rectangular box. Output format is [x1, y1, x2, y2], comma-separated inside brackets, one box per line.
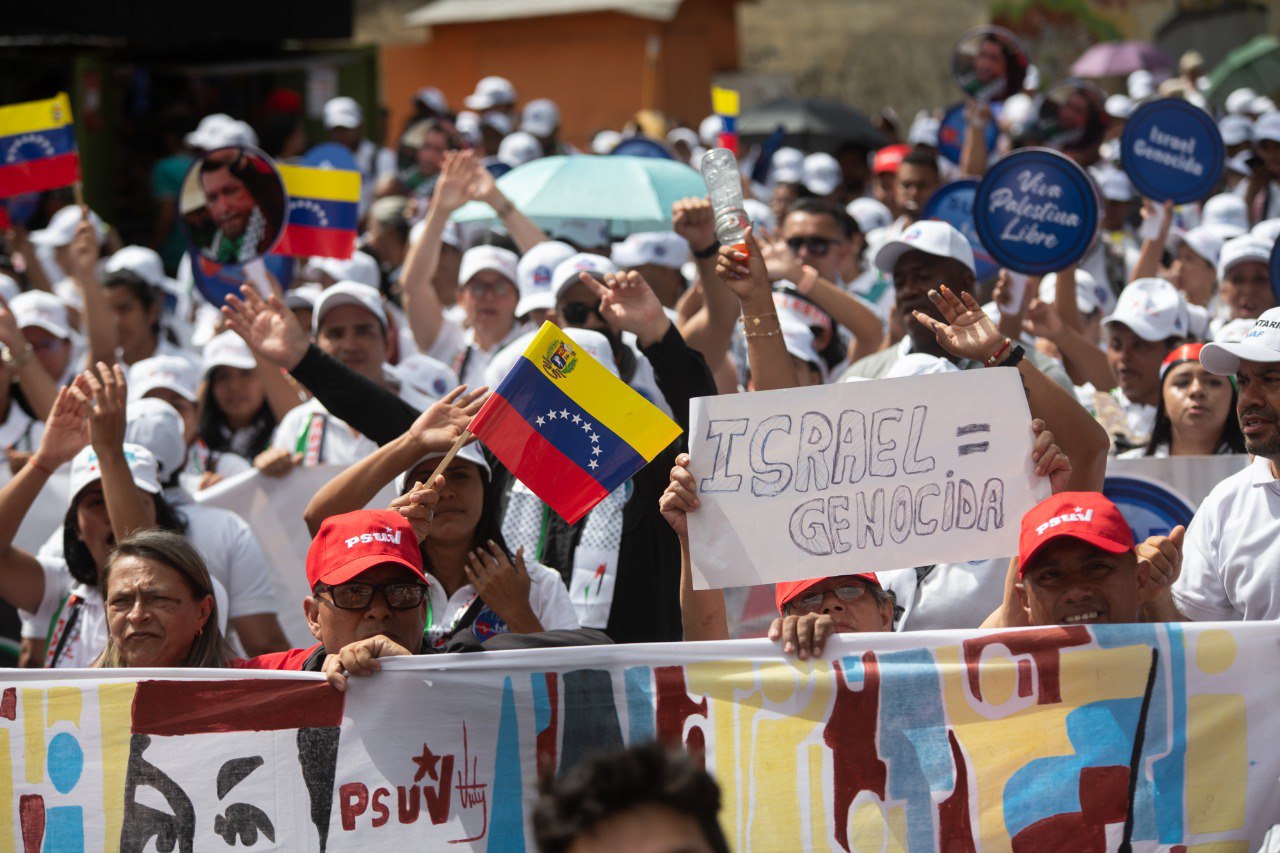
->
[468, 322, 682, 524]
[0, 94, 79, 198]
[271, 163, 360, 259]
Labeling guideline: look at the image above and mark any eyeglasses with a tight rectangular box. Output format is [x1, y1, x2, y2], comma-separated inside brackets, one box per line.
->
[784, 583, 868, 615]
[786, 236, 841, 257]
[560, 301, 600, 326]
[317, 581, 428, 610]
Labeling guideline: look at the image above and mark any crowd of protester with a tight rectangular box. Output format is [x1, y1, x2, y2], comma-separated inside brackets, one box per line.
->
[2, 43, 1280, 845]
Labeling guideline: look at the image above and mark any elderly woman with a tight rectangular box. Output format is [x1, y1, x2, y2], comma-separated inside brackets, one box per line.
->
[94, 529, 235, 668]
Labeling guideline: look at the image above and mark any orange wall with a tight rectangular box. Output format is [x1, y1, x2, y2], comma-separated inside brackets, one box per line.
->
[380, 0, 739, 149]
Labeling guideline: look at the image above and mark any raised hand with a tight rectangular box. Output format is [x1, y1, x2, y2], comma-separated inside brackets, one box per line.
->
[672, 197, 717, 256]
[464, 541, 540, 633]
[911, 285, 1006, 364]
[408, 385, 488, 452]
[32, 384, 91, 470]
[432, 150, 478, 214]
[1030, 418, 1072, 494]
[66, 210, 99, 279]
[0, 298, 25, 353]
[254, 446, 300, 478]
[714, 226, 771, 302]
[81, 362, 129, 456]
[658, 453, 699, 539]
[579, 270, 670, 345]
[1022, 298, 1066, 342]
[222, 284, 310, 371]
[755, 225, 802, 283]
[390, 475, 444, 542]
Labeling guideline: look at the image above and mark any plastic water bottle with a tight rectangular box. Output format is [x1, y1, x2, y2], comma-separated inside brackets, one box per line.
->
[700, 148, 750, 253]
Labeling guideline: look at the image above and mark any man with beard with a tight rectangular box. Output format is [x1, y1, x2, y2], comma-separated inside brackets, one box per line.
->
[197, 150, 283, 264]
[1173, 309, 1280, 620]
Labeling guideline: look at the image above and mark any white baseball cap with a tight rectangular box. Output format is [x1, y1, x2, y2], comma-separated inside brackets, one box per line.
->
[846, 197, 892, 234]
[30, 205, 106, 248]
[802, 153, 842, 196]
[459, 245, 519, 290]
[884, 352, 960, 378]
[1255, 96, 1278, 115]
[184, 114, 256, 151]
[1105, 94, 1134, 120]
[562, 327, 618, 377]
[465, 76, 517, 111]
[908, 114, 940, 147]
[1253, 111, 1280, 144]
[553, 253, 617, 300]
[666, 127, 698, 150]
[1170, 226, 1226, 268]
[1253, 218, 1280, 243]
[1128, 70, 1155, 101]
[591, 130, 622, 155]
[611, 232, 689, 270]
[1214, 317, 1257, 343]
[128, 355, 201, 404]
[1217, 234, 1272, 281]
[1039, 269, 1109, 316]
[1201, 307, 1280, 374]
[1226, 88, 1259, 116]
[105, 245, 171, 291]
[453, 111, 483, 147]
[520, 98, 560, 138]
[1228, 150, 1255, 178]
[770, 147, 804, 185]
[10, 291, 72, 339]
[304, 251, 381, 290]
[202, 330, 257, 376]
[776, 310, 826, 382]
[414, 87, 449, 114]
[388, 353, 459, 403]
[69, 443, 161, 502]
[1203, 193, 1249, 233]
[124, 398, 187, 482]
[498, 131, 542, 168]
[874, 220, 976, 276]
[323, 97, 363, 130]
[698, 115, 722, 148]
[516, 241, 576, 318]
[312, 281, 388, 334]
[1102, 278, 1190, 342]
[1097, 169, 1134, 202]
[1220, 114, 1253, 147]
[1186, 302, 1211, 339]
[400, 440, 492, 494]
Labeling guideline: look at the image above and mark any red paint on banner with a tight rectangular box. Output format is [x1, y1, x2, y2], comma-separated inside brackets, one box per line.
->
[19, 794, 44, 853]
[535, 673, 559, 775]
[963, 627, 1092, 706]
[131, 679, 343, 735]
[937, 730, 976, 851]
[826, 654, 886, 852]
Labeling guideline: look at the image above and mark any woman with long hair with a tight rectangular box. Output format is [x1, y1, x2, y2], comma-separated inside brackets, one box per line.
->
[94, 529, 235, 668]
[1121, 343, 1247, 458]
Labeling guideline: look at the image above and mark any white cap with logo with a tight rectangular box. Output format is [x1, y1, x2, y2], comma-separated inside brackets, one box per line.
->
[128, 355, 201, 404]
[516, 241, 576, 317]
[105, 245, 171, 291]
[1102, 278, 1190, 342]
[611, 232, 689, 270]
[124, 398, 187, 482]
[69, 443, 162, 501]
[312, 281, 388, 334]
[10, 291, 72, 339]
[874, 220, 976, 276]
[203, 330, 257, 376]
[465, 76, 517, 111]
[1201, 307, 1280, 374]
[553, 253, 618, 300]
[459, 245, 519, 290]
[776, 310, 826, 382]
[323, 97, 363, 130]
[1039, 269, 1110, 317]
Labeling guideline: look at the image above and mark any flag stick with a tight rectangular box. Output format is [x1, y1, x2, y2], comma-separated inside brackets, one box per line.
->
[72, 181, 85, 208]
[426, 430, 472, 485]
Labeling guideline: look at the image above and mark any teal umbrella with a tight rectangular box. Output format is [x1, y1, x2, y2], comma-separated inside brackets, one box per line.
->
[451, 155, 706, 237]
[1206, 35, 1280, 106]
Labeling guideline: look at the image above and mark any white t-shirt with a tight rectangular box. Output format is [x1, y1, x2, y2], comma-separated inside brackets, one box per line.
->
[876, 557, 1009, 631]
[424, 560, 579, 648]
[427, 319, 528, 390]
[1174, 456, 1280, 621]
[271, 397, 379, 468]
[22, 558, 105, 668]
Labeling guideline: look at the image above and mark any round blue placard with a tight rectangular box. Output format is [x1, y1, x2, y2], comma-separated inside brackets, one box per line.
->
[610, 137, 675, 159]
[303, 142, 359, 172]
[1103, 474, 1195, 541]
[937, 102, 1000, 165]
[1269, 237, 1280, 304]
[974, 147, 1099, 275]
[920, 179, 1000, 282]
[1120, 98, 1224, 205]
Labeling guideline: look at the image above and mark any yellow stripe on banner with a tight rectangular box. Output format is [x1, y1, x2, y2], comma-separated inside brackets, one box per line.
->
[519, 322, 682, 461]
[711, 87, 740, 117]
[98, 683, 137, 853]
[1186, 694, 1247, 834]
[0, 729, 11, 848]
[277, 163, 361, 203]
[21, 688, 43, 785]
[47, 685, 82, 726]
[0, 93, 73, 136]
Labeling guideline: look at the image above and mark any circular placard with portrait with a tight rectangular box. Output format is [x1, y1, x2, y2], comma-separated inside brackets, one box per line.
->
[178, 146, 287, 266]
[951, 26, 1031, 103]
[1027, 79, 1110, 156]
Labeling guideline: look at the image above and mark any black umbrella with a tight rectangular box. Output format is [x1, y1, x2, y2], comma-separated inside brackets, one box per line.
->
[736, 97, 889, 152]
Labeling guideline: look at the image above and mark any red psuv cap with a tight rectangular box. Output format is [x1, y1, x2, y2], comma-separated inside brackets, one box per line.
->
[1018, 492, 1133, 577]
[306, 509, 425, 589]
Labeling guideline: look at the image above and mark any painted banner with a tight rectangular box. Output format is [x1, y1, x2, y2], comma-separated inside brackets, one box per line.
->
[3, 624, 1279, 850]
[196, 466, 397, 647]
[687, 369, 1048, 589]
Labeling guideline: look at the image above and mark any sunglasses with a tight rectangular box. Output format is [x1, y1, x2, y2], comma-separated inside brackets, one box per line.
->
[784, 583, 868, 615]
[559, 301, 601, 326]
[786, 236, 841, 257]
[317, 581, 428, 610]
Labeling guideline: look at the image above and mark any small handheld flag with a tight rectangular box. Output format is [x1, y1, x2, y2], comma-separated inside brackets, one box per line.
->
[712, 86, 740, 156]
[465, 322, 682, 524]
[0, 93, 80, 198]
[271, 163, 361, 259]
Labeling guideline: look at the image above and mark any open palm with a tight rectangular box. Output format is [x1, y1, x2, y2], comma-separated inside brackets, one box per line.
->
[222, 285, 309, 370]
[910, 285, 1004, 363]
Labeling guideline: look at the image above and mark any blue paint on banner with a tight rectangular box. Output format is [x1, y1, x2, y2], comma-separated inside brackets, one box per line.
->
[48, 731, 83, 794]
[489, 676, 527, 851]
[1121, 98, 1224, 205]
[974, 147, 1100, 274]
[624, 666, 655, 743]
